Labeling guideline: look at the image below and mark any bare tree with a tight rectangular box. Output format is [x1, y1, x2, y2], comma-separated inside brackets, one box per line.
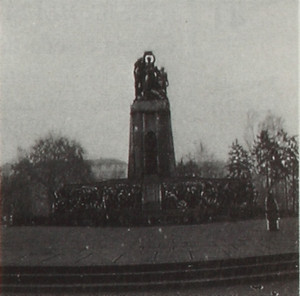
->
[244, 110, 259, 151]
[177, 141, 226, 178]
[244, 110, 285, 151]
[258, 111, 285, 138]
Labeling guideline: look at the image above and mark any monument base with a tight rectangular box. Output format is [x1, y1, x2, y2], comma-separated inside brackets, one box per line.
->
[142, 175, 161, 211]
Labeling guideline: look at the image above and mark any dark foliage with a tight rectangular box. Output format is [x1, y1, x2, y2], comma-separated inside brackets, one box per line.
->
[2, 134, 93, 224]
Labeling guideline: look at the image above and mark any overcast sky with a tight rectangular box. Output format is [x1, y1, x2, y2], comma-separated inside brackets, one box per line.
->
[1, 0, 298, 165]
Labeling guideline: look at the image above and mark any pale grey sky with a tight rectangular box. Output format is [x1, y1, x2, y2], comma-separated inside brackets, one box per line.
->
[1, 0, 298, 165]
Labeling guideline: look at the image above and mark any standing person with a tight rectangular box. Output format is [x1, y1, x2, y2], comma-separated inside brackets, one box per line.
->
[265, 188, 280, 231]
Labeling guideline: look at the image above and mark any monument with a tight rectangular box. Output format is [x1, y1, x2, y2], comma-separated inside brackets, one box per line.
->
[128, 51, 176, 208]
[54, 51, 252, 226]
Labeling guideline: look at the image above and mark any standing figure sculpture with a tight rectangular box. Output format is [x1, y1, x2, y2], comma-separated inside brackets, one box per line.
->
[143, 52, 158, 95]
[134, 57, 145, 98]
[158, 67, 169, 94]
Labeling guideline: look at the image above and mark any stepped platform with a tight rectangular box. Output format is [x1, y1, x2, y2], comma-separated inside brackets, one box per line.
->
[1, 217, 298, 292]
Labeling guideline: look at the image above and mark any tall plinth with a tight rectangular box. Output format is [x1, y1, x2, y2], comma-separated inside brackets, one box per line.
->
[128, 97, 176, 180]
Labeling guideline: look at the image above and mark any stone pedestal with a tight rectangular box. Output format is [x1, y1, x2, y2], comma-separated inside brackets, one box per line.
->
[128, 98, 176, 180]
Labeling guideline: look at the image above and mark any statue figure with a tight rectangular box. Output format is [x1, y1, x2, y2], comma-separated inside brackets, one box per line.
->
[143, 52, 160, 95]
[158, 67, 169, 94]
[134, 51, 168, 100]
[134, 57, 145, 98]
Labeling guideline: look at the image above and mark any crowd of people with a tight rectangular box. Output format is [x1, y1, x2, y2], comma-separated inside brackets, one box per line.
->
[53, 183, 142, 224]
[101, 183, 142, 211]
[161, 179, 254, 210]
[53, 178, 255, 225]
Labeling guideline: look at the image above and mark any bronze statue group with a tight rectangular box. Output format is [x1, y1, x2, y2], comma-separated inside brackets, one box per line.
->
[134, 51, 169, 100]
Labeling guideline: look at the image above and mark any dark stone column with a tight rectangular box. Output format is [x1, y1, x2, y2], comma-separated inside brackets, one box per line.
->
[128, 99, 176, 180]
